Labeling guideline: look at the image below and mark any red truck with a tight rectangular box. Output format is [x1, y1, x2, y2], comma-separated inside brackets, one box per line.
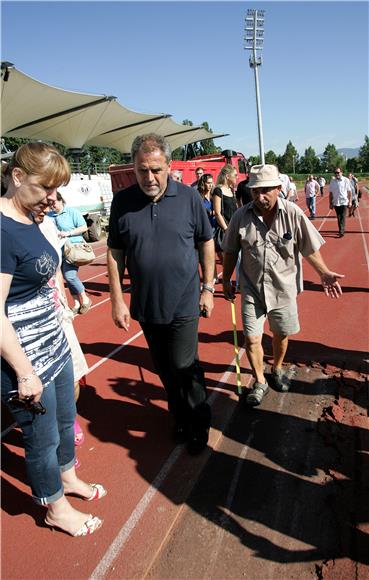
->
[109, 150, 249, 193]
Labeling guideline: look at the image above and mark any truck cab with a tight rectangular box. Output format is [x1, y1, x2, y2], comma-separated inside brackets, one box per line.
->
[109, 150, 249, 193]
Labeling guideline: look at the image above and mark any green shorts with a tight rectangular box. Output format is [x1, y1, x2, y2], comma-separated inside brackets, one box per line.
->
[242, 299, 300, 337]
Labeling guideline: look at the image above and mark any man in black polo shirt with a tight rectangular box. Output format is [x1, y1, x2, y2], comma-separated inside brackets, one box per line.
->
[107, 134, 215, 455]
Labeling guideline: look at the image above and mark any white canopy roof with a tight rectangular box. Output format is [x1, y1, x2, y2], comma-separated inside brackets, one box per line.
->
[1, 63, 226, 153]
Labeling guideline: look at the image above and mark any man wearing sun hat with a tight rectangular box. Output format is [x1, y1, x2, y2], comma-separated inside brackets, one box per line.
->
[221, 164, 344, 406]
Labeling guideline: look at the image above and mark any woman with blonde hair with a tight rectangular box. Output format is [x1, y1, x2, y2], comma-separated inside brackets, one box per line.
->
[1, 143, 105, 537]
[213, 164, 238, 275]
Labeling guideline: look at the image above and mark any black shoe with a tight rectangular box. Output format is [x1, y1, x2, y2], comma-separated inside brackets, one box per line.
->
[187, 428, 209, 456]
[172, 423, 189, 444]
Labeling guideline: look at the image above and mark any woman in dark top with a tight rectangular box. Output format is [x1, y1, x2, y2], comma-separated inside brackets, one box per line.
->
[198, 173, 215, 227]
[1, 143, 105, 537]
[213, 164, 238, 272]
[198, 173, 219, 282]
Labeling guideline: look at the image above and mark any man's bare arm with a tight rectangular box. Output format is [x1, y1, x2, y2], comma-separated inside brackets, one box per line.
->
[198, 239, 215, 318]
[222, 251, 239, 300]
[107, 247, 131, 330]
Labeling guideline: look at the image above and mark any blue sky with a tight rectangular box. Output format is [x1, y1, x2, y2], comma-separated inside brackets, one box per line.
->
[2, 1, 368, 157]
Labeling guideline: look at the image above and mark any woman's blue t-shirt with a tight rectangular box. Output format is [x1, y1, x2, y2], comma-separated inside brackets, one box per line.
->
[1, 213, 70, 387]
[203, 197, 216, 227]
[49, 205, 86, 243]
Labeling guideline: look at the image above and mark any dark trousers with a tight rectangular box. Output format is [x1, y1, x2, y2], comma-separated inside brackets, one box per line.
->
[334, 205, 347, 234]
[141, 316, 211, 431]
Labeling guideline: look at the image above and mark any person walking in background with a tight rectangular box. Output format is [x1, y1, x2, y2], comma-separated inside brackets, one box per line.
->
[213, 164, 238, 282]
[49, 192, 91, 314]
[107, 134, 215, 455]
[191, 167, 204, 189]
[236, 175, 252, 208]
[1, 143, 105, 537]
[304, 174, 320, 219]
[171, 169, 182, 182]
[329, 167, 352, 237]
[318, 175, 326, 196]
[287, 176, 298, 202]
[198, 173, 218, 283]
[221, 164, 344, 406]
[198, 173, 215, 227]
[278, 172, 292, 200]
[348, 172, 359, 217]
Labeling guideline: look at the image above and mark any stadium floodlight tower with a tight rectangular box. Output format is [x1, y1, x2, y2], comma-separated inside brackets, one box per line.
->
[244, 9, 265, 165]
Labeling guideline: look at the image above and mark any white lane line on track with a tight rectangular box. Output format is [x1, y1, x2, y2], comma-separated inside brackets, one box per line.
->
[317, 207, 333, 233]
[82, 271, 108, 283]
[90, 445, 184, 580]
[89, 350, 248, 580]
[356, 206, 369, 269]
[86, 330, 143, 375]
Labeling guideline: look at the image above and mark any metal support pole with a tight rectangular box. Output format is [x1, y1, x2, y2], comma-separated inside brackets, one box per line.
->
[253, 62, 265, 165]
[244, 9, 266, 166]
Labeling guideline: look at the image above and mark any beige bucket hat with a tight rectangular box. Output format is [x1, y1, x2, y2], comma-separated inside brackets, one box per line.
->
[248, 164, 282, 188]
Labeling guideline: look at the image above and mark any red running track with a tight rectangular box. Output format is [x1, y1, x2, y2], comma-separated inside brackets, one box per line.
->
[1, 189, 368, 578]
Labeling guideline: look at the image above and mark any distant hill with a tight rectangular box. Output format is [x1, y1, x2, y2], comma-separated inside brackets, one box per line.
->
[337, 147, 360, 158]
[318, 147, 360, 159]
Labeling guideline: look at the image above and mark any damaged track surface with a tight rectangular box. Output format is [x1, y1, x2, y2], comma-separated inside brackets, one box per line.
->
[146, 365, 368, 580]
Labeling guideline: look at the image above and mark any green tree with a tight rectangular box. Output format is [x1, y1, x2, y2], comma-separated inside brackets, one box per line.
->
[198, 121, 221, 156]
[172, 119, 220, 160]
[358, 135, 369, 171]
[2, 136, 32, 154]
[279, 141, 298, 173]
[299, 147, 321, 174]
[248, 155, 260, 166]
[321, 143, 345, 172]
[265, 150, 277, 165]
[346, 157, 362, 173]
[2, 137, 126, 170]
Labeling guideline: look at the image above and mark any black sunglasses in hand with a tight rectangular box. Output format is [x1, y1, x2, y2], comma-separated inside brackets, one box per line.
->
[6, 391, 46, 415]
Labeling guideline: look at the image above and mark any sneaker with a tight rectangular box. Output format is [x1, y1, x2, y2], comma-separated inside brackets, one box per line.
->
[79, 298, 92, 315]
[245, 382, 269, 406]
[271, 368, 291, 392]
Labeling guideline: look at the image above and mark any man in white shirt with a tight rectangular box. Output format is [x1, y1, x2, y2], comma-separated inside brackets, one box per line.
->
[318, 176, 326, 196]
[304, 175, 320, 219]
[278, 173, 292, 200]
[329, 167, 352, 237]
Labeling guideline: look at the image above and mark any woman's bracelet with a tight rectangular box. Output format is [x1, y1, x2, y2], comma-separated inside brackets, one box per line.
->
[17, 370, 36, 384]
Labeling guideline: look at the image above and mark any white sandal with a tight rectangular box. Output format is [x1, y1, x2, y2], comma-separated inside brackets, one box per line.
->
[44, 514, 103, 537]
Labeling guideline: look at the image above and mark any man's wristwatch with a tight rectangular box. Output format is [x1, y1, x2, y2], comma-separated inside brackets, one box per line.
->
[202, 283, 215, 294]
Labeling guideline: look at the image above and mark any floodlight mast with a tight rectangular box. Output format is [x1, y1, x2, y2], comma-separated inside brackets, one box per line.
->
[244, 9, 265, 165]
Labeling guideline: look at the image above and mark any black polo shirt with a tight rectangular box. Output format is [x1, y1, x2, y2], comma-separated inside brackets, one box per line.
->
[108, 178, 213, 324]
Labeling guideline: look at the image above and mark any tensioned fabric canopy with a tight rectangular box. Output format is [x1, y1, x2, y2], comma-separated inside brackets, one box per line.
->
[1, 63, 226, 153]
